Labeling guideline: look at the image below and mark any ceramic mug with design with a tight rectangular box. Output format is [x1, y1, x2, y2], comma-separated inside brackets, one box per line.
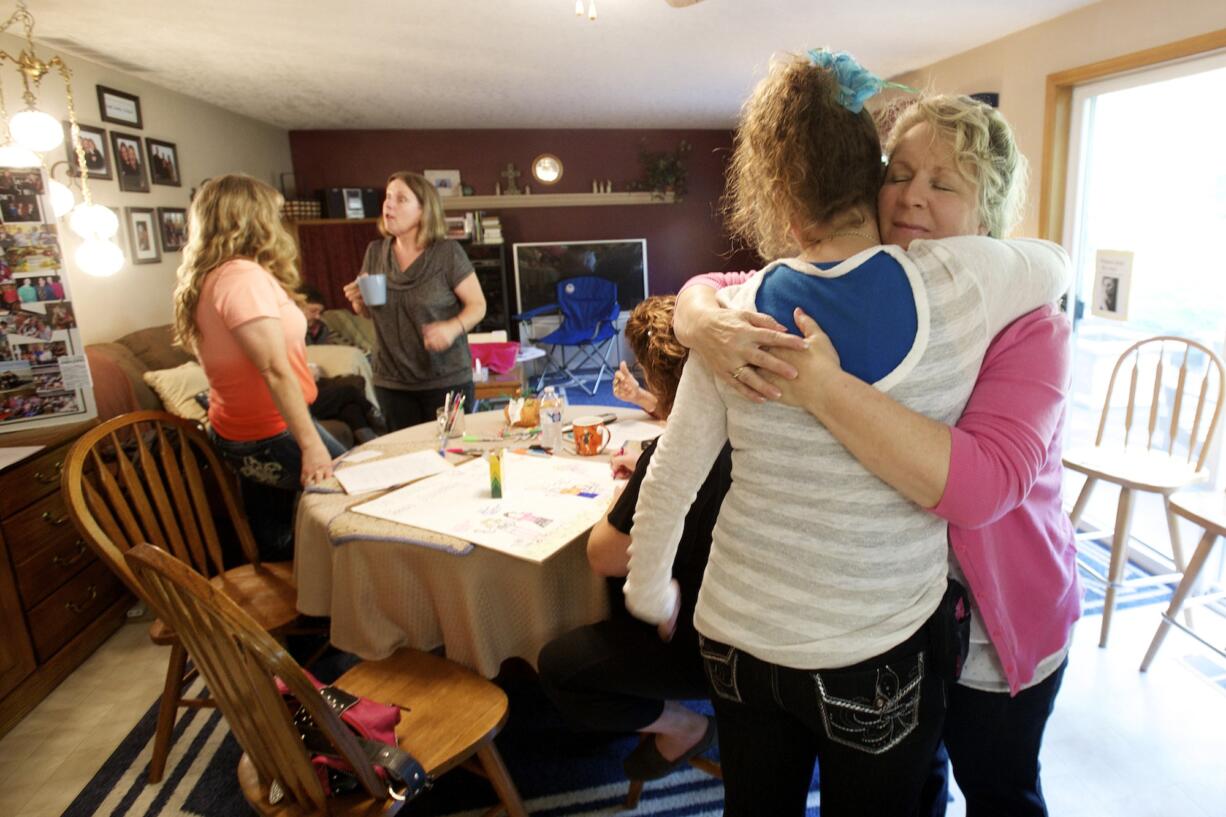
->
[571, 415, 611, 456]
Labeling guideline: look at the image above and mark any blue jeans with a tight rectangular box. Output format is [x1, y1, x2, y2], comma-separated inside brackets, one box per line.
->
[922, 658, 1068, 817]
[699, 616, 947, 817]
[210, 422, 347, 558]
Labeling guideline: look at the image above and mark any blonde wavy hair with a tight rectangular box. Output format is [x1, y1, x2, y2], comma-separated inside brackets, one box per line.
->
[723, 53, 884, 260]
[172, 174, 302, 350]
[624, 295, 688, 418]
[885, 94, 1028, 238]
[380, 171, 446, 247]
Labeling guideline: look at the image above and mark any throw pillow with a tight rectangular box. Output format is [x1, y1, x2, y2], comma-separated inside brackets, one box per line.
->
[143, 362, 210, 424]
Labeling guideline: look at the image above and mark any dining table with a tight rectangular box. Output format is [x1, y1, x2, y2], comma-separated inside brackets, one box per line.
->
[293, 403, 655, 677]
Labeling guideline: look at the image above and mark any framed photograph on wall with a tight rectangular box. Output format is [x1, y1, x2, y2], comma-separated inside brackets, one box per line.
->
[125, 207, 161, 264]
[97, 85, 143, 129]
[64, 122, 112, 180]
[1091, 249, 1133, 321]
[423, 169, 462, 197]
[158, 207, 188, 252]
[146, 138, 181, 187]
[110, 131, 149, 193]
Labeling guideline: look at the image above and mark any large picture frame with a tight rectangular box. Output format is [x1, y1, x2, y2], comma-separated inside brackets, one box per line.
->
[125, 207, 161, 264]
[110, 131, 149, 193]
[64, 122, 112, 180]
[97, 85, 143, 129]
[146, 138, 181, 187]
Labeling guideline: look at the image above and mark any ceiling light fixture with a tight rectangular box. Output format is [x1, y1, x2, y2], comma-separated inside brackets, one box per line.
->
[574, 0, 597, 21]
[0, 1, 122, 276]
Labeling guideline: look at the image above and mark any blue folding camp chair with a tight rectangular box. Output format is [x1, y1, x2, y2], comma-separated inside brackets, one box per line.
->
[514, 276, 620, 395]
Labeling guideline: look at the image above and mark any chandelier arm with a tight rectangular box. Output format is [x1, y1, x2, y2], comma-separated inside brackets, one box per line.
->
[50, 57, 91, 204]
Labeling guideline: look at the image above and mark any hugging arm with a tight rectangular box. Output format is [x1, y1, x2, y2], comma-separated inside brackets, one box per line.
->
[624, 354, 727, 626]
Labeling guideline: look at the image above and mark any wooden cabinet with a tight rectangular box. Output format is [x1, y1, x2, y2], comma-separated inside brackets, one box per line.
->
[0, 420, 129, 738]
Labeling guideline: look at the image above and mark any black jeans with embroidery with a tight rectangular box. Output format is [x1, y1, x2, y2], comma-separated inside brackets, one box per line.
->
[210, 422, 347, 560]
[699, 610, 947, 817]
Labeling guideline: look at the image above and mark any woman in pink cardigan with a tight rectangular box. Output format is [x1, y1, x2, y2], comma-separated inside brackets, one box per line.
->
[675, 95, 1079, 817]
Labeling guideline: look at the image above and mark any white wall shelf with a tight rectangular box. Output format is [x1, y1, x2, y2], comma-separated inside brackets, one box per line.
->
[440, 191, 675, 210]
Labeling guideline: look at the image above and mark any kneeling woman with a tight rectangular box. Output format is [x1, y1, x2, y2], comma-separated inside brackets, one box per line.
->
[172, 174, 346, 555]
[538, 295, 728, 782]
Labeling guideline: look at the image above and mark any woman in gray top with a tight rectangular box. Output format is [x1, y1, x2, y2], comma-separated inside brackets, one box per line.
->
[344, 171, 486, 430]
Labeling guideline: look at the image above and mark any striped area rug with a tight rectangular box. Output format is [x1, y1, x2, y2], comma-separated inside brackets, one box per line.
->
[60, 676, 821, 817]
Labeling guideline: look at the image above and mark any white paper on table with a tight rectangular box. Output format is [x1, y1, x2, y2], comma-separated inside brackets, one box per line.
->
[0, 445, 44, 470]
[352, 453, 616, 562]
[334, 449, 453, 495]
[609, 419, 665, 449]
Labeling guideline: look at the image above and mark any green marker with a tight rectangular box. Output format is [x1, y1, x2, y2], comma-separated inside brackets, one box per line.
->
[487, 449, 502, 499]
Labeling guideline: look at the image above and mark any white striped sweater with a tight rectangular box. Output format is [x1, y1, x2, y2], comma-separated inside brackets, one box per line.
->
[625, 237, 1071, 670]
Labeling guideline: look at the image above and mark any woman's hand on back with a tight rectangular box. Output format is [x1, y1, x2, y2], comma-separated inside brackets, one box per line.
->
[687, 306, 806, 402]
[762, 308, 843, 415]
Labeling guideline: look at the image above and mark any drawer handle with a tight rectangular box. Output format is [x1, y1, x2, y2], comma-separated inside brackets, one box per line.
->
[52, 542, 88, 568]
[65, 585, 98, 614]
[33, 461, 63, 484]
[42, 511, 70, 527]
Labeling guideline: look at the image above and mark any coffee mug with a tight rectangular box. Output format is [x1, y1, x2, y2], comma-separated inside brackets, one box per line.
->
[571, 415, 611, 456]
[357, 273, 387, 307]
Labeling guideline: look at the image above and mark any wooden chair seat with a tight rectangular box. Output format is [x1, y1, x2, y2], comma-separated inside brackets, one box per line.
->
[126, 544, 528, 817]
[1140, 488, 1226, 671]
[1062, 446, 1209, 493]
[147, 560, 298, 644]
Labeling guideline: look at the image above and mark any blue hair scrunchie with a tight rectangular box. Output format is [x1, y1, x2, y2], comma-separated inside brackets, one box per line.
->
[806, 48, 911, 114]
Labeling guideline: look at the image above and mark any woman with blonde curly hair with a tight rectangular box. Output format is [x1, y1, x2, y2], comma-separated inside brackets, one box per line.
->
[623, 52, 1070, 815]
[538, 295, 730, 787]
[173, 174, 345, 555]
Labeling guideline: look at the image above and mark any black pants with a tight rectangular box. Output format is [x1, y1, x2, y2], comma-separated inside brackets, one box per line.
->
[537, 616, 707, 733]
[311, 376, 379, 436]
[375, 381, 474, 432]
[922, 657, 1068, 817]
[700, 619, 947, 817]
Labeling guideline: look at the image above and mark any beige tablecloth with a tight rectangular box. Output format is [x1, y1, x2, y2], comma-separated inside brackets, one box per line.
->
[294, 405, 648, 676]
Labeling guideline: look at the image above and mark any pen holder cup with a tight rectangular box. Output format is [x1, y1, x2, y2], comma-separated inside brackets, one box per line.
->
[437, 405, 465, 438]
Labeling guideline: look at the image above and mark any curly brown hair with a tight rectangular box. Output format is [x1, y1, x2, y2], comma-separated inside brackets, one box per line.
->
[723, 53, 884, 259]
[624, 295, 688, 418]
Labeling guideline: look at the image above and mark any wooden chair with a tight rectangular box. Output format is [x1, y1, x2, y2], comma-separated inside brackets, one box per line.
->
[1140, 487, 1226, 671]
[1064, 337, 1225, 647]
[124, 543, 528, 817]
[61, 410, 305, 783]
[623, 734, 722, 809]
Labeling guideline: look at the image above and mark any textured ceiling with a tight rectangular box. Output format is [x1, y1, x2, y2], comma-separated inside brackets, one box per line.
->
[29, 0, 1095, 130]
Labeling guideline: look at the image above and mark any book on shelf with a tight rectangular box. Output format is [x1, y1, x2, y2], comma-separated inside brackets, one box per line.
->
[445, 215, 470, 239]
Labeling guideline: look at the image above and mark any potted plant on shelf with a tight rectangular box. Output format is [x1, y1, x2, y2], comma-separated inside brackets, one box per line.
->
[630, 139, 692, 201]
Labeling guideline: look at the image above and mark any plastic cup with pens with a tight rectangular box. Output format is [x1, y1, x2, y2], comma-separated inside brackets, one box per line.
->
[437, 392, 466, 455]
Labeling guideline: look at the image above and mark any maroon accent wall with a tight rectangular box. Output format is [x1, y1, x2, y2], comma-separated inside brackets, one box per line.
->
[288, 129, 761, 296]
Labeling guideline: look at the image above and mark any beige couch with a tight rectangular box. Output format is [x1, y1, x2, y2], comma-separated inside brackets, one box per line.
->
[84, 324, 376, 447]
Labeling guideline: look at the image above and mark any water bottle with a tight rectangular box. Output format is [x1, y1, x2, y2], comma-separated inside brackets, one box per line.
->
[540, 386, 564, 451]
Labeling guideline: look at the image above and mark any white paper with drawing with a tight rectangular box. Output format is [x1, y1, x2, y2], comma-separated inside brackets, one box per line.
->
[351, 453, 615, 561]
[334, 449, 452, 495]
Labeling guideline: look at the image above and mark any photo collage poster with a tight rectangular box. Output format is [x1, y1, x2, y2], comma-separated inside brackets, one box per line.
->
[0, 169, 96, 432]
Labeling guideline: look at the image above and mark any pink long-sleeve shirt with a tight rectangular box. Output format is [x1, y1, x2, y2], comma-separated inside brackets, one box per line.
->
[682, 274, 1080, 693]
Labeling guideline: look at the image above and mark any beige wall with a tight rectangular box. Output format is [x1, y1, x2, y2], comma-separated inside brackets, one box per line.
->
[889, 0, 1226, 236]
[2, 32, 290, 343]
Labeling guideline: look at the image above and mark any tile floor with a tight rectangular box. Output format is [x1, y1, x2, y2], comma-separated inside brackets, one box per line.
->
[0, 605, 1223, 817]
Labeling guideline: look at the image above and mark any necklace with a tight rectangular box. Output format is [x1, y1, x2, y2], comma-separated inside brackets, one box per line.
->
[815, 228, 876, 244]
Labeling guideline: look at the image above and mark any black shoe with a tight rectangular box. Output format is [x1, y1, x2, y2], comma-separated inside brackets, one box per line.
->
[623, 716, 717, 781]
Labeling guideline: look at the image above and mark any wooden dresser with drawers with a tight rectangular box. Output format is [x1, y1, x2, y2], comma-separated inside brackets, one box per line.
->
[0, 420, 129, 737]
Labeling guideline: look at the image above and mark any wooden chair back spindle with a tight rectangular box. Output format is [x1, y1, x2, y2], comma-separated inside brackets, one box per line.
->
[63, 410, 265, 600]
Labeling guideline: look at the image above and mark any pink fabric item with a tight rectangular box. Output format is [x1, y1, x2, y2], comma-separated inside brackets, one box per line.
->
[469, 341, 519, 374]
[679, 271, 755, 293]
[933, 304, 1081, 694]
